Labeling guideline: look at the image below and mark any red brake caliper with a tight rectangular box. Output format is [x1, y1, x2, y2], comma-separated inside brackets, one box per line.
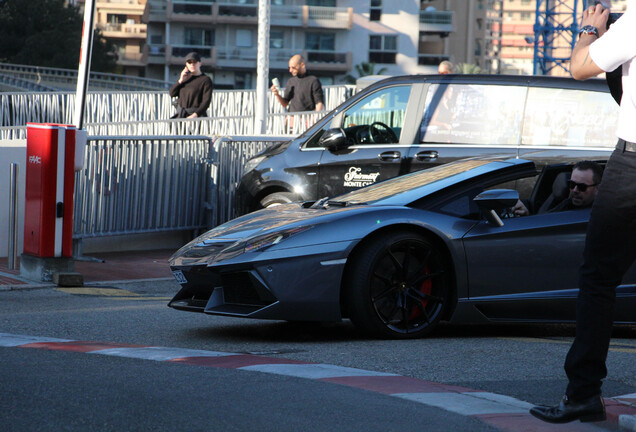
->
[409, 266, 431, 320]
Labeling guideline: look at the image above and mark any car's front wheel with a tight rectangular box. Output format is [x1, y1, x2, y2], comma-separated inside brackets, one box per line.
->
[260, 192, 295, 208]
[344, 231, 450, 339]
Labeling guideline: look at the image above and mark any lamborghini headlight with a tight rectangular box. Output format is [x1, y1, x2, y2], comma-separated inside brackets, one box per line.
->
[210, 225, 313, 264]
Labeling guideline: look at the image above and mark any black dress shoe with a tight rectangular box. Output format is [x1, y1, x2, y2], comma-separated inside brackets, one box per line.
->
[530, 395, 606, 424]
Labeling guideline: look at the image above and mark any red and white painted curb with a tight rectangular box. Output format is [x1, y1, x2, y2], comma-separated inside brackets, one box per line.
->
[2, 332, 635, 431]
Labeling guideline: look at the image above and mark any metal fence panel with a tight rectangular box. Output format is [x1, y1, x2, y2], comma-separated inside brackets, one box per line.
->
[73, 135, 282, 240]
[74, 136, 213, 239]
[210, 136, 286, 226]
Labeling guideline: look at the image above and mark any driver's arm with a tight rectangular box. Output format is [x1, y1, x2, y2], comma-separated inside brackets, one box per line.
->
[512, 200, 530, 217]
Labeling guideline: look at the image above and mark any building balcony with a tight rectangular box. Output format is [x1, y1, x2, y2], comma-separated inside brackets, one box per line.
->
[304, 50, 351, 72]
[117, 51, 145, 67]
[143, 0, 166, 22]
[271, 5, 303, 27]
[418, 53, 450, 66]
[268, 48, 350, 72]
[166, 45, 217, 67]
[167, 1, 215, 23]
[419, 10, 455, 35]
[155, 1, 351, 29]
[96, 0, 147, 15]
[143, 44, 166, 64]
[97, 22, 147, 39]
[305, 6, 352, 29]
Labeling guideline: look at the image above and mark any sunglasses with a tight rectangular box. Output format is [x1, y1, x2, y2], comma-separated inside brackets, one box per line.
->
[567, 180, 598, 192]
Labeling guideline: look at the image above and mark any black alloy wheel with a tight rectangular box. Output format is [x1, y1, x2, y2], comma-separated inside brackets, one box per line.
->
[345, 231, 449, 339]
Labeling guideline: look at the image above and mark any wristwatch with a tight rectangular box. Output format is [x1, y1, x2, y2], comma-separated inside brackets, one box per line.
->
[579, 25, 599, 37]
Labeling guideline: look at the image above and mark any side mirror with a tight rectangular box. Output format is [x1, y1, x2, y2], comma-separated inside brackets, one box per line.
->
[319, 128, 348, 151]
[473, 189, 520, 227]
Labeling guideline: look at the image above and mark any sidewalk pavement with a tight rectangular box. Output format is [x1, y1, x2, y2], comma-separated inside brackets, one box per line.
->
[0, 249, 177, 290]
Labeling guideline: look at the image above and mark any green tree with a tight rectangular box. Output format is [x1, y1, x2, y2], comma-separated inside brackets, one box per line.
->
[343, 62, 389, 84]
[455, 63, 484, 74]
[0, 0, 116, 72]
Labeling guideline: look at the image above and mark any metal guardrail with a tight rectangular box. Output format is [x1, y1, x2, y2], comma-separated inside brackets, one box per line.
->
[0, 62, 170, 91]
[0, 85, 354, 140]
[73, 135, 286, 243]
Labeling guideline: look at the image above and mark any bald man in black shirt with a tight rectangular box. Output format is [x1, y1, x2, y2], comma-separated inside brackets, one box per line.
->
[271, 55, 324, 113]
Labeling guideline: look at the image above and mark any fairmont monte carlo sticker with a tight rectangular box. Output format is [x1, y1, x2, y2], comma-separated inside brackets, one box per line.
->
[343, 167, 381, 187]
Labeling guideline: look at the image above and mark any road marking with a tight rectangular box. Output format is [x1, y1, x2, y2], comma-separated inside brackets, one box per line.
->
[1, 331, 636, 431]
[500, 337, 636, 353]
[56, 287, 141, 296]
[55, 287, 171, 301]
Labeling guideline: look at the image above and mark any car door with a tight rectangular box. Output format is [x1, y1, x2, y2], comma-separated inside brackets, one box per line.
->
[316, 84, 414, 198]
[461, 210, 591, 321]
[407, 82, 526, 174]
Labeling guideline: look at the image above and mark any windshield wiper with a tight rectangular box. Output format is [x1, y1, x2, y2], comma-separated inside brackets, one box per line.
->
[326, 200, 350, 207]
[310, 197, 329, 209]
[309, 198, 366, 209]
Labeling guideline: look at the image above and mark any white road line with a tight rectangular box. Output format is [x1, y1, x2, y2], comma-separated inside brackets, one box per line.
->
[240, 363, 399, 379]
[393, 392, 531, 415]
[89, 346, 235, 361]
[0, 332, 72, 347]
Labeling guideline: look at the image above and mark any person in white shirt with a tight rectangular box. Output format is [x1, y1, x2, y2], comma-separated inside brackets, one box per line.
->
[530, 2, 636, 424]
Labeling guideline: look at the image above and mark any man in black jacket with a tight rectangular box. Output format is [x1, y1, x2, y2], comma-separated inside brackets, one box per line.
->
[169, 52, 213, 118]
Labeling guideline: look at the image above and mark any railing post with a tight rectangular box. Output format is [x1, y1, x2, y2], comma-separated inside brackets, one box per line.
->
[8, 163, 19, 270]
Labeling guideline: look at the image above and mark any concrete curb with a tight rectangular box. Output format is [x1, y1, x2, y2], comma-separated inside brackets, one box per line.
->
[0, 277, 177, 292]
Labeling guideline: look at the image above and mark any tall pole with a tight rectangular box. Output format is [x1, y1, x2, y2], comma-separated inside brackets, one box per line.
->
[255, 0, 271, 135]
[74, 0, 96, 129]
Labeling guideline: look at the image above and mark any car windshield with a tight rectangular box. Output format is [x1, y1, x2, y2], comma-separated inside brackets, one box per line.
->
[333, 159, 492, 205]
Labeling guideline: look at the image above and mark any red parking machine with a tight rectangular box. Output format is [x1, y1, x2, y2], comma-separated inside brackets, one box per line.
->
[23, 123, 78, 258]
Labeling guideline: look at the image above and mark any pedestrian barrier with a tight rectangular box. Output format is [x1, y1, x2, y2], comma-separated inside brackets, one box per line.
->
[74, 136, 213, 241]
[0, 85, 354, 140]
[73, 135, 285, 248]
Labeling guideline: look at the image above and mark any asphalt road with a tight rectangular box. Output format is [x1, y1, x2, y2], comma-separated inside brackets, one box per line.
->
[1, 281, 635, 431]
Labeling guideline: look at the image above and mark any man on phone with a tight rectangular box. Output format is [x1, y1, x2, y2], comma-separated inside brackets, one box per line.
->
[169, 52, 213, 119]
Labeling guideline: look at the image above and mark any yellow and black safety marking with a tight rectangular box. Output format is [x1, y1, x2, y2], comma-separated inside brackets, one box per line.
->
[55, 287, 170, 301]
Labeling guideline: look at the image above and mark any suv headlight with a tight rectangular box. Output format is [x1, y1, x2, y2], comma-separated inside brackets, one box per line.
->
[243, 155, 267, 174]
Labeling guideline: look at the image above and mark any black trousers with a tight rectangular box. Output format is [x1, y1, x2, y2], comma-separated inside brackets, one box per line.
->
[565, 139, 636, 400]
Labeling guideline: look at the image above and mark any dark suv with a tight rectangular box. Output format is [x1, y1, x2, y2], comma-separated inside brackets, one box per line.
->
[236, 74, 618, 214]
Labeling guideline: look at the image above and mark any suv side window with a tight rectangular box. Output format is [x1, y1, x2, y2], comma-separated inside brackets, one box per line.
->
[521, 87, 618, 148]
[341, 85, 412, 145]
[303, 85, 412, 149]
[419, 84, 527, 145]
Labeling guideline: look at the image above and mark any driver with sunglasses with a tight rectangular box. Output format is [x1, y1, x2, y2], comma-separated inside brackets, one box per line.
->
[512, 160, 603, 216]
[549, 160, 603, 212]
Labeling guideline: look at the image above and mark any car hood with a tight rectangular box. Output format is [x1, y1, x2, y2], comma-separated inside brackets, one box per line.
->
[203, 203, 363, 240]
[169, 203, 371, 266]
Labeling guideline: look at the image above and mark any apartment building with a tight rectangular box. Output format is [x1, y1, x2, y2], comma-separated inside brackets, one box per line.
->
[94, 0, 149, 76]
[89, 0, 502, 87]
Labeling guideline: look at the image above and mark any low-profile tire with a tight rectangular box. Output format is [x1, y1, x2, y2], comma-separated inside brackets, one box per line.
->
[259, 192, 295, 208]
[344, 230, 450, 339]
